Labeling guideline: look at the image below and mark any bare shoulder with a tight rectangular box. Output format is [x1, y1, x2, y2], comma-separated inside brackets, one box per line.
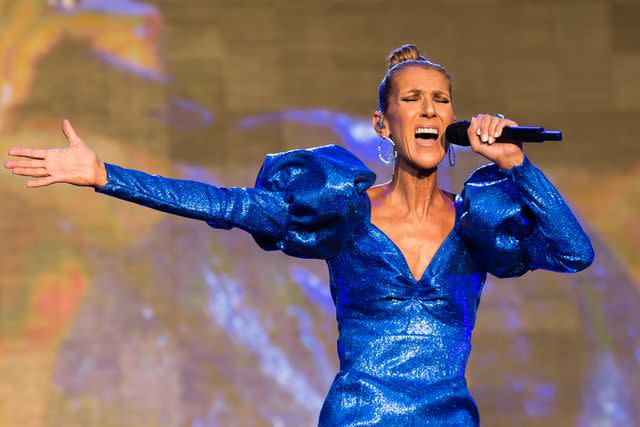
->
[366, 184, 392, 215]
[366, 184, 388, 202]
[441, 189, 457, 203]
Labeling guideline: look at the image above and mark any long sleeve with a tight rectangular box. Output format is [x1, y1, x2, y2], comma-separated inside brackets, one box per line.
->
[459, 155, 594, 278]
[96, 144, 376, 259]
[96, 163, 289, 242]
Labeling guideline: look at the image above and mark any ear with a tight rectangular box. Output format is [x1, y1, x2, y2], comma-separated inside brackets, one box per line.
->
[372, 111, 386, 137]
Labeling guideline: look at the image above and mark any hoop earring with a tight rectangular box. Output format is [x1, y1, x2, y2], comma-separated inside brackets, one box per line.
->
[447, 144, 456, 167]
[378, 136, 397, 165]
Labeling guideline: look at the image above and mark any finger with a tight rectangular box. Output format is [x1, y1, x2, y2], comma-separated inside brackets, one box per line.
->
[487, 116, 502, 144]
[61, 119, 82, 146]
[26, 176, 58, 188]
[479, 114, 492, 143]
[469, 116, 480, 136]
[12, 167, 49, 177]
[495, 119, 518, 139]
[467, 116, 483, 151]
[4, 159, 45, 169]
[7, 147, 48, 159]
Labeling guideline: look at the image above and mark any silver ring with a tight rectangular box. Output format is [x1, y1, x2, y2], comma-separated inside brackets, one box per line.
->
[494, 113, 505, 119]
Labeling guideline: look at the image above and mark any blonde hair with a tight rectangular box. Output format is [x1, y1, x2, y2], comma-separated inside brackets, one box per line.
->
[378, 44, 453, 113]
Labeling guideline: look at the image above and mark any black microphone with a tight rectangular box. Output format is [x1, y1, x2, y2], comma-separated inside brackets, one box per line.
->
[445, 120, 562, 147]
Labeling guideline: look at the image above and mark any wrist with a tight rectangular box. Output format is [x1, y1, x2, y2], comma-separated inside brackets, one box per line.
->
[496, 151, 525, 170]
[94, 160, 108, 189]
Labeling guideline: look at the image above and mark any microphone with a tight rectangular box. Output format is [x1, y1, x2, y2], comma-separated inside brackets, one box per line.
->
[445, 120, 562, 147]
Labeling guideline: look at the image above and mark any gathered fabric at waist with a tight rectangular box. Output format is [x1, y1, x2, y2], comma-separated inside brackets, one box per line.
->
[337, 317, 472, 386]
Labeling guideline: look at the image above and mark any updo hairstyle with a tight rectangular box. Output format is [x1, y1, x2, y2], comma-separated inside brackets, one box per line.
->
[377, 44, 453, 114]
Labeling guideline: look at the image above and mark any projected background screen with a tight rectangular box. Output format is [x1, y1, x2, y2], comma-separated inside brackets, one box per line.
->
[1, 1, 639, 426]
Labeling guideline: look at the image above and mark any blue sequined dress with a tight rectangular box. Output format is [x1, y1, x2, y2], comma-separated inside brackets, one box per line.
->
[97, 144, 594, 426]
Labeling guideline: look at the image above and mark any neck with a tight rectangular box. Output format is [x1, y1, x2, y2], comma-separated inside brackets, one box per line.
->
[385, 157, 447, 221]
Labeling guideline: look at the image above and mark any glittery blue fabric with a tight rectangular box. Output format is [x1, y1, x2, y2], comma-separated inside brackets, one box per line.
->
[97, 144, 594, 426]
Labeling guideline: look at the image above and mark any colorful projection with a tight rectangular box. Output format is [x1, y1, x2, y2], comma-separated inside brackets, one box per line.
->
[0, 1, 638, 426]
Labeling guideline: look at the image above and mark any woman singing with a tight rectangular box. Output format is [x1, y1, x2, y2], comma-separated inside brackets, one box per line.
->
[5, 44, 593, 425]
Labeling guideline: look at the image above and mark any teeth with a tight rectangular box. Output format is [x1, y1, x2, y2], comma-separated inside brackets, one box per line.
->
[415, 128, 438, 135]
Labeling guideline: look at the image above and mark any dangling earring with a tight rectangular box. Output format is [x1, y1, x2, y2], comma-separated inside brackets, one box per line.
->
[378, 136, 397, 165]
[447, 144, 456, 167]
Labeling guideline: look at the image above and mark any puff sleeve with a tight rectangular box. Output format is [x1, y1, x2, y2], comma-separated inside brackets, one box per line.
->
[459, 155, 594, 278]
[96, 144, 376, 259]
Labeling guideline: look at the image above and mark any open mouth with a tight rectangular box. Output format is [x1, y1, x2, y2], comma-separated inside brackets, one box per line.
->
[415, 127, 439, 142]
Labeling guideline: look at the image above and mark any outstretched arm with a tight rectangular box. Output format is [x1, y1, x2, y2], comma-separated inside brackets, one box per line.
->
[4, 119, 288, 241]
[6, 127, 375, 259]
[96, 162, 288, 239]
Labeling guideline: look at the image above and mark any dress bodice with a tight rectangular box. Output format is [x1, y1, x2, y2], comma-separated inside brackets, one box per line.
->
[331, 193, 483, 329]
[96, 144, 594, 426]
[321, 190, 484, 425]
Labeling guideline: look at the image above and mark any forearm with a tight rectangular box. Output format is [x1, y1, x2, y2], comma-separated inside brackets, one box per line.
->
[500, 156, 594, 272]
[96, 163, 288, 237]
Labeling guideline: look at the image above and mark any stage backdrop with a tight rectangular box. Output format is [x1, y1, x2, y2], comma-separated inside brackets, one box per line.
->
[1, 1, 639, 426]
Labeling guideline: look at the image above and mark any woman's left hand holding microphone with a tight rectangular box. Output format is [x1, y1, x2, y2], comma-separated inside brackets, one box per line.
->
[467, 113, 525, 170]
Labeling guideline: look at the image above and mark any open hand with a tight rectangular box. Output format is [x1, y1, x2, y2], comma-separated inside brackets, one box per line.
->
[4, 120, 107, 188]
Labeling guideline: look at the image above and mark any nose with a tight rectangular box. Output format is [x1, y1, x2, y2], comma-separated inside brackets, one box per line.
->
[420, 98, 436, 118]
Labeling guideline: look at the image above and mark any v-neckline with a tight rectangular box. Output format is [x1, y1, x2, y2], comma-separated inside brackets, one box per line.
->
[365, 192, 460, 283]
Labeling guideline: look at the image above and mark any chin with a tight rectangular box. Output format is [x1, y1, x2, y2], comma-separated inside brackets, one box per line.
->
[406, 147, 445, 171]
[405, 154, 444, 171]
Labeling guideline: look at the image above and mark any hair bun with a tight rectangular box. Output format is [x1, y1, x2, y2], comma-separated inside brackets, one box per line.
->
[387, 44, 427, 70]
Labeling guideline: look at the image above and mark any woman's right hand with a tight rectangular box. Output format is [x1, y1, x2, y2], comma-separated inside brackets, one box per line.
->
[4, 119, 107, 189]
